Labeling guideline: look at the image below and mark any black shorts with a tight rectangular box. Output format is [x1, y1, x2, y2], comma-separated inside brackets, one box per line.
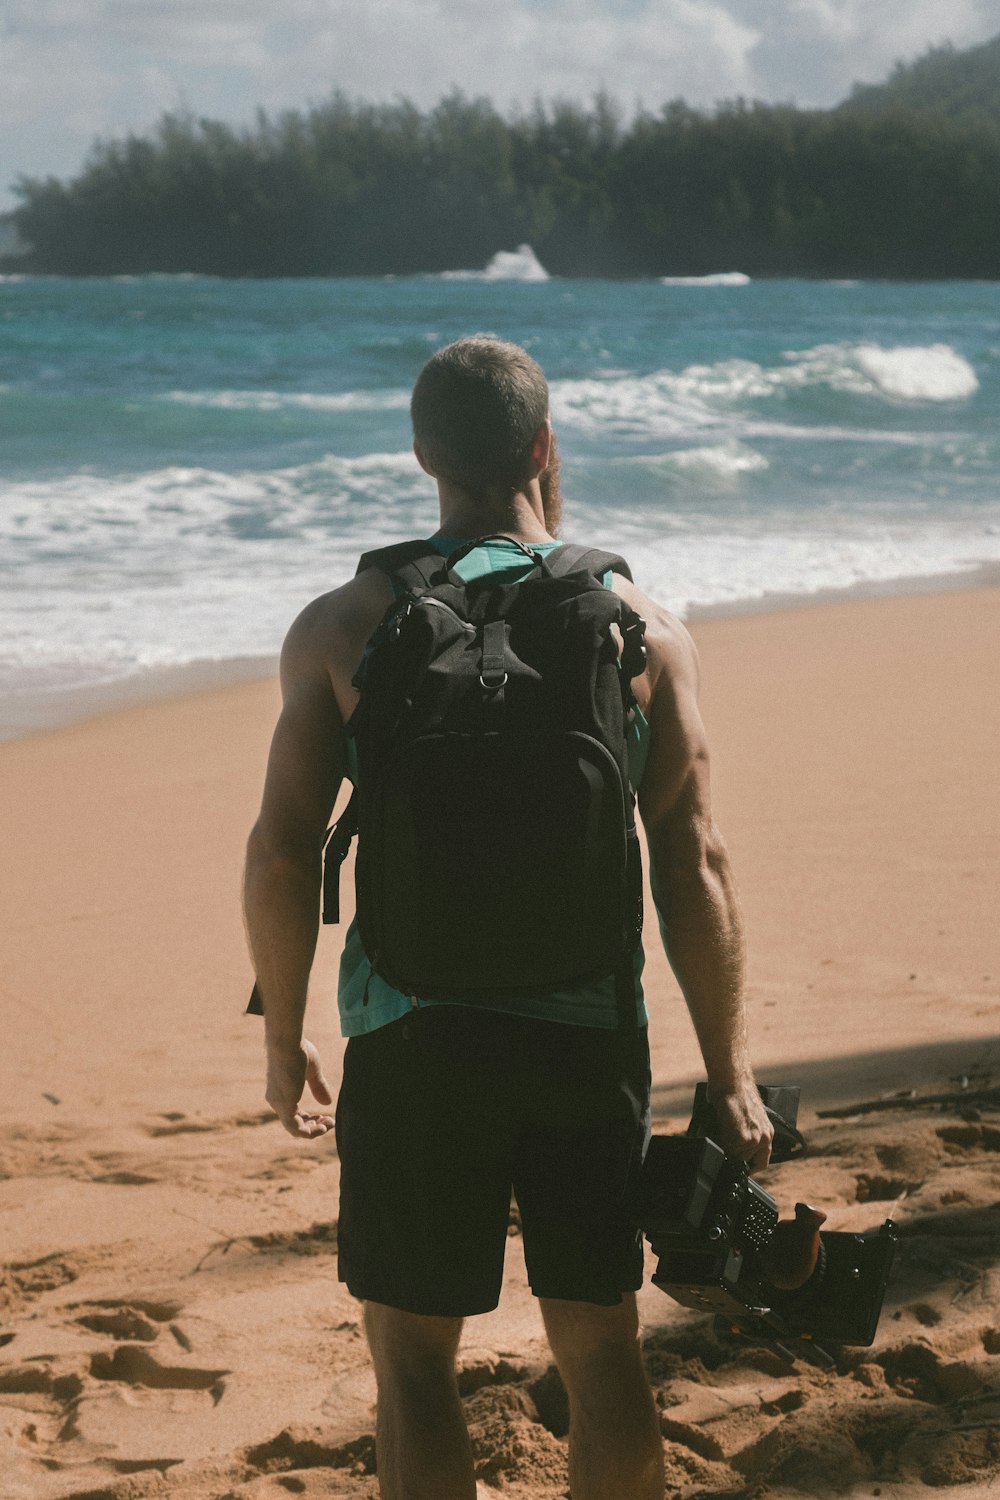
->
[335, 1005, 651, 1317]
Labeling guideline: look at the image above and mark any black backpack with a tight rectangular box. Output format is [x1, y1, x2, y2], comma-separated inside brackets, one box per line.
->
[249, 534, 647, 1028]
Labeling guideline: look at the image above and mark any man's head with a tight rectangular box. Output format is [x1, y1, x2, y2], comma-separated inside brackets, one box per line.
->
[411, 337, 550, 503]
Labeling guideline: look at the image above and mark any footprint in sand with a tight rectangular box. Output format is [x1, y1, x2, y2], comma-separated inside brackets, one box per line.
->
[247, 1220, 339, 1256]
[89, 1345, 229, 1403]
[66, 1297, 222, 1399]
[1, 1300, 224, 1487]
[75, 1308, 159, 1340]
[91, 1169, 159, 1185]
[937, 1121, 1000, 1154]
[854, 1171, 924, 1202]
[70, 1296, 182, 1343]
[1, 1251, 81, 1315]
[145, 1109, 275, 1137]
[244, 1425, 377, 1477]
[69, 1297, 195, 1357]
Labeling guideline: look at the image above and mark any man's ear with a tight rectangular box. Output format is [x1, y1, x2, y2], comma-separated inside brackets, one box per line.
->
[528, 419, 552, 477]
[413, 441, 435, 477]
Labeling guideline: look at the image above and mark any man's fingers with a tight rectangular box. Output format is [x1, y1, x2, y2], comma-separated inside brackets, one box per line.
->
[302, 1041, 334, 1107]
[729, 1132, 771, 1169]
[306, 1058, 333, 1107]
[291, 1111, 335, 1138]
[748, 1139, 772, 1172]
[271, 1106, 335, 1139]
[710, 1087, 774, 1172]
[265, 1040, 333, 1137]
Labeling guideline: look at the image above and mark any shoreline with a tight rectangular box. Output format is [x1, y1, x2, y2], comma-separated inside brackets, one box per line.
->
[0, 652, 278, 744]
[5, 268, 1000, 283]
[4, 560, 999, 744]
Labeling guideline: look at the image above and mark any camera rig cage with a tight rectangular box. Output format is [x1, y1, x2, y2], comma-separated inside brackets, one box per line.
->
[631, 1086, 898, 1364]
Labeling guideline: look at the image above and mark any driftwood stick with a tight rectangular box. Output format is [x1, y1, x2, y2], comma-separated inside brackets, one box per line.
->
[817, 1086, 1000, 1119]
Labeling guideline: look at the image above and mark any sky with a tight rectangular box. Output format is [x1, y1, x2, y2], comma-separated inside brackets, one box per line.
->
[3, 0, 1000, 212]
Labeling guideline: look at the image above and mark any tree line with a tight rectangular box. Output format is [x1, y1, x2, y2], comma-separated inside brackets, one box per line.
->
[6, 90, 1000, 278]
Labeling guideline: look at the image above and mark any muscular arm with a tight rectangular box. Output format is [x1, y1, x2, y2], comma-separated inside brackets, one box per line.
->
[243, 599, 344, 1134]
[635, 605, 772, 1167]
[243, 571, 391, 1136]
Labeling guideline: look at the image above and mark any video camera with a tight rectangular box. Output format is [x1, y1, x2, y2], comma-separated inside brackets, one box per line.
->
[631, 1086, 898, 1362]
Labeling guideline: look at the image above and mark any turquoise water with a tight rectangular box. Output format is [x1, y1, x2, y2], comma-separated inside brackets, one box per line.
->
[2, 270, 999, 722]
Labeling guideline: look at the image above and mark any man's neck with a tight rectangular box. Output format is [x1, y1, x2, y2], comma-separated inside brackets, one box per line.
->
[436, 483, 553, 544]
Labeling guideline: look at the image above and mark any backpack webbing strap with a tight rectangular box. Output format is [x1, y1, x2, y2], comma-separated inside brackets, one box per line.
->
[565, 540, 639, 1035]
[356, 540, 444, 594]
[544, 544, 634, 583]
[322, 788, 359, 924]
[547, 544, 646, 692]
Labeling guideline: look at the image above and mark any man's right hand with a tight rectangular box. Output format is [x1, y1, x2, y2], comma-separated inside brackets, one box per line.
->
[706, 1079, 774, 1172]
[265, 1037, 335, 1139]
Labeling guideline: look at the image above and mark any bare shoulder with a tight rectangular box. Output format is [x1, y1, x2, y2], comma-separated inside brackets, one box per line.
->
[611, 576, 712, 821]
[283, 569, 393, 656]
[610, 573, 700, 712]
[281, 569, 394, 715]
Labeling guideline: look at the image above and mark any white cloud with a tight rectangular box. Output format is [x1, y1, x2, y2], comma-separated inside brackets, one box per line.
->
[2, 0, 998, 208]
[739, 0, 999, 102]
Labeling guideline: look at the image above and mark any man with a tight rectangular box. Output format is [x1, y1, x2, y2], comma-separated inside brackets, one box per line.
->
[243, 337, 773, 1500]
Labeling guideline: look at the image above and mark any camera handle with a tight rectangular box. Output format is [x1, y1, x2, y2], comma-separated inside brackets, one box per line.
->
[758, 1202, 827, 1290]
[688, 1082, 807, 1162]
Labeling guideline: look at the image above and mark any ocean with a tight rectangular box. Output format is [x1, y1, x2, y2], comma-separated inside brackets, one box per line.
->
[2, 253, 999, 736]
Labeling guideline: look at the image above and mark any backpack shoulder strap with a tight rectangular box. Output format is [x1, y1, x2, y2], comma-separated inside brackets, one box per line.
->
[355, 539, 445, 593]
[544, 544, 634, 584]
[549, 544, 646, 683]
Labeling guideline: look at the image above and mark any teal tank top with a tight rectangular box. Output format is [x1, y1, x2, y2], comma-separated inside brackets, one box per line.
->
[337, 535, 650, 1035]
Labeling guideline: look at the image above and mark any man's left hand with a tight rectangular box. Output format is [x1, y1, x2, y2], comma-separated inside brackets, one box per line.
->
[707, 1078, 774, 1172]
[265, 1038, 335, 1138]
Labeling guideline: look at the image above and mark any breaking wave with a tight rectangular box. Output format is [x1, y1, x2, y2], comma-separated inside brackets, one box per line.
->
[551, 342, 979, 438]
[0, 451, 431, 687]
[635, 442, 770, 478]
[853, 343, 979, 402]
[439, 244, 549, 281]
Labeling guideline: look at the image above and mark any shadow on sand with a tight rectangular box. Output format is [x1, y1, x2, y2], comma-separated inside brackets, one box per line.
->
[650, 1032, 1000, 1124]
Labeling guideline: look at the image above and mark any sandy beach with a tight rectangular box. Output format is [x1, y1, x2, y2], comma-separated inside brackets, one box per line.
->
[1, 584, 999, 1499]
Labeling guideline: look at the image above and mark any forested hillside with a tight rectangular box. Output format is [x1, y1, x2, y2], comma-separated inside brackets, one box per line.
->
[843, 35, 1000, 130]
[6, 33, 1000, 278]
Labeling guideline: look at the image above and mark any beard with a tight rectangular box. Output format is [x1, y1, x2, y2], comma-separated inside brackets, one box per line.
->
[539, 430, 564, 537]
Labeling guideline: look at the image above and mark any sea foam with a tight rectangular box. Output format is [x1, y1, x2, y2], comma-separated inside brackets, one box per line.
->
[853, 344, 980, 402]
[0, 451, 430, 689]
[162, 389, 411, 412]
[550, 342, 979, 439]
[660, 272, 750, 286]
[639, 442, 770, 478]
[440, 244, 549, 281]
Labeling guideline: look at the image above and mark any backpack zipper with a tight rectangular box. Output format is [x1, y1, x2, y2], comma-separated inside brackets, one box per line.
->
[420, 597, 476, 632]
